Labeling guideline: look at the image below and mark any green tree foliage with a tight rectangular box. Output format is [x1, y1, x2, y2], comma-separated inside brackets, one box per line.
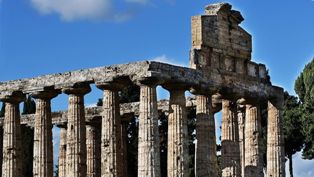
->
[295, 58, 314, 159]
[283, 92, 305, 177]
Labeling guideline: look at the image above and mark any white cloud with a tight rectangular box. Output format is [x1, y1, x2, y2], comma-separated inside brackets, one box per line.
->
[30, 0, 131, 22]
[151, 55, 188, 67]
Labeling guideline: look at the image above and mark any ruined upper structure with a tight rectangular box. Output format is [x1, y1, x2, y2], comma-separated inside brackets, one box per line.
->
[0, 3, 285, 177]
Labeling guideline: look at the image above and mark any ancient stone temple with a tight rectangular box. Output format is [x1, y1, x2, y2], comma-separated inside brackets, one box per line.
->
[0, 2, 285, 177]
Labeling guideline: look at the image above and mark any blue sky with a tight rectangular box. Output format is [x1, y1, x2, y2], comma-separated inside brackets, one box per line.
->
[0, 0, 314, 176]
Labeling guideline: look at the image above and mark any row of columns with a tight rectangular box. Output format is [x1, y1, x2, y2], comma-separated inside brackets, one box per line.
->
[0, 83, 285, 177]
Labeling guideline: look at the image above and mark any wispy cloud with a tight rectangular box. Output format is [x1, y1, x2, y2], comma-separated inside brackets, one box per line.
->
[30, 0, 133, 22]
[151, 55, 187, 67]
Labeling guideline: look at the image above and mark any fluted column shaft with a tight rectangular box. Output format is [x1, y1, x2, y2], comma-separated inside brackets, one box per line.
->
[138, 84, 161, 177]
[64, 85, 91, 177]
[195, 95, 217, 177]
[267, 98, 285, 177]
[237, 106, 245, 177]
[86, 124, 101, 177]
[58, 125, 67, 177]
[97, 85, 122, 177]
[167, 89, 188, 177]
[1, 93, 24, 177]
[32, 91, 58, 177]
[244, 104, 263, 177]
[221, 100, 241, 177]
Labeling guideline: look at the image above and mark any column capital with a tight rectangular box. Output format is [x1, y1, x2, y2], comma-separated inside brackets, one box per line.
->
[162, 82, 188, 92]
[0, 91, 25, 103]
[62, 82, 91, 95]
[136, 77, 163, 87]
[96, 82, 124, 91]
[30, 90, 60, 100]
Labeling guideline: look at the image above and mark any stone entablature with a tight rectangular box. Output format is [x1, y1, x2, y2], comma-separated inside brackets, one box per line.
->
[0, 61, 279, 102]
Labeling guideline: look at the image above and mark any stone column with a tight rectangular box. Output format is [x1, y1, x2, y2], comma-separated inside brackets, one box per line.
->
[0, 92, 25, 177]
[32, 90, 58, 177]
[96, 83, 122, 177]
[63, 83, 91, 177]
[167, 88, 188, 177]
[221, 100, 241, 177]
[267, 95, 285, 177]
[195, 95, 218, 177]
[244, 103, 263, 177]
[86, 123, 101, 177]
[137, 81, 161, 177]
[58, 125, 67, 177]
[237, 105, 245, 177]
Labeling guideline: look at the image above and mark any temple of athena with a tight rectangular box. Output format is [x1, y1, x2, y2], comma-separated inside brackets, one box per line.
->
[0, 2, 285, 177]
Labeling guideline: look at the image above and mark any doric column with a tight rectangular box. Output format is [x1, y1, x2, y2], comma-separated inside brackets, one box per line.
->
[137, 80, 161, 177]
[244, 103, 263, 177]
[96, 82, 122, 177]
[0, 91, 25, 177]
[167, 88, 188, 177]
[237, 105, 245, 177]
[58, 125, 67, 177]
[31, 90, 59, 177]
[267, 94, 285, 177]
[63, 83, 91, 177]
[221, 100, 241, 177]
[86, 123, 101, 177]
[195, 95, 218, 177]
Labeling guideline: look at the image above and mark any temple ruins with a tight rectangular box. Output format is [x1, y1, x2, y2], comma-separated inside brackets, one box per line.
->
[0, 3, 285, 177]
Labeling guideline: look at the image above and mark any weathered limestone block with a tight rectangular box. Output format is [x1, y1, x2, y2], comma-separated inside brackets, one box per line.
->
[32, 91, 59, 177]
[97, 83, 122, 177]
[244, 103, 263, 177]
[221, 100, 241, 177]
[86, 123, 101, 177]
[267, 97, 285, 177]
[167, 89, 188, 177]
[0, 92, 25, 177]
[58, 125, 67, 177]
[195, 95, 218, 177]
[137, 82, 161, 177]
[237, 105, 246, 177]
[63, 84, 91, 177]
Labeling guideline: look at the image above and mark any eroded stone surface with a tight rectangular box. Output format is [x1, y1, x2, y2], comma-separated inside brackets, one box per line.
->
[267, 98, 285, 177]
[244, 104, 263, 177]
[167, 89, 188, 177]
[64, 85, 90, 177]
[221, 100, 241, 177]
[138, 84, 161, 177]
[58, 125, 67, 177]
[195, 95, 218, 177]
[100, 89, 122, 177]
